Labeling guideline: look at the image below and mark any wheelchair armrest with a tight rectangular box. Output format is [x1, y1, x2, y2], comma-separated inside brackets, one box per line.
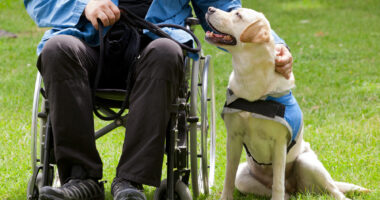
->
[185, 17, 200, 27]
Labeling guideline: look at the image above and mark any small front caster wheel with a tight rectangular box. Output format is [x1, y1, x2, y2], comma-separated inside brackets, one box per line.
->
[154, 179, 192, 200]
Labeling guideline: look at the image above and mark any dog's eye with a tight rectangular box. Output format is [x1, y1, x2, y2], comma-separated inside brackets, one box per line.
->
[235, 12, 242, 19]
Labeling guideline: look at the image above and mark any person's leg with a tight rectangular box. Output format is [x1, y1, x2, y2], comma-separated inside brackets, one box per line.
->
[37, 35, 104, 200]
[112, 38, 183, 199]
[38, 35, 103, 182]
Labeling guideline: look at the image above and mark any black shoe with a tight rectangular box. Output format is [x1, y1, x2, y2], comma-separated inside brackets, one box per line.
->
[111, 177, 146, 200]
[39, 179, 105, 200]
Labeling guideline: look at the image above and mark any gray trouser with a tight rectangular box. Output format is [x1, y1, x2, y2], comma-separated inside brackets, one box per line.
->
[37, 34, 183, 187]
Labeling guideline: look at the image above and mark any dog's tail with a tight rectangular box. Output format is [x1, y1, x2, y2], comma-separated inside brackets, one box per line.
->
[335, 181, 371, 194]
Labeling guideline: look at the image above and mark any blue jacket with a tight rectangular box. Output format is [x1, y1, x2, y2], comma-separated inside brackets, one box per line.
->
[24, 0, 285, 55]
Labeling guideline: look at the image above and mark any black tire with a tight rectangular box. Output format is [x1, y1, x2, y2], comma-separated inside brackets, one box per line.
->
[27, 176, 39, 200]
[154, 179, 192, 200]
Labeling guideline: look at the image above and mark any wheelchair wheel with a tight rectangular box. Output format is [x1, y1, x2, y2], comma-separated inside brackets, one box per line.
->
[27, 73, 58, 200]
[154, 179, 192, 200]
[189, 55, 216, 197]
[27, 176, 39, 200]
[28, 73, 44, 200]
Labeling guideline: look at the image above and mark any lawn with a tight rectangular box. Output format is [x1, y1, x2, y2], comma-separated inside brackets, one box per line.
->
[0, 0, 378, 199]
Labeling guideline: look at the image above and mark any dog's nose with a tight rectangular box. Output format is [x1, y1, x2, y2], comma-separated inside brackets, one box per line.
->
[208, 7, 216, 15]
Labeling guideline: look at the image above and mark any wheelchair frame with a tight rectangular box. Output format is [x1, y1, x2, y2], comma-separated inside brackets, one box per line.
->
[27, 18, 216, 200]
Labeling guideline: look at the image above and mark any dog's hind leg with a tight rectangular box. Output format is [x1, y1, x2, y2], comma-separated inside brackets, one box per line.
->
[235, 162, 272, 197]
[295, 144, 350, 200]
[334, 181, 370, 194]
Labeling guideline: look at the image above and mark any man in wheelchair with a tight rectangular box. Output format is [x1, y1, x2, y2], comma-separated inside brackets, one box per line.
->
[24, 0, 293, 199]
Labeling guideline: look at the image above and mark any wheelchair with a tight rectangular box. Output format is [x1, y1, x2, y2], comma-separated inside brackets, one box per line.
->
[27, 18, 216, 200]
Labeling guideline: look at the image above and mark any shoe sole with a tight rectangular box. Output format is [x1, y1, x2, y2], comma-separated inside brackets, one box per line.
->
[39, 193, 105, 200]
[114, 188, 146, 200]
[39, 193, 64, 200]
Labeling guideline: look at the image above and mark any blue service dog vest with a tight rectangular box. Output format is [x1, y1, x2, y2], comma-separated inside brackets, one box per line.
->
[222, 90, 303, 165]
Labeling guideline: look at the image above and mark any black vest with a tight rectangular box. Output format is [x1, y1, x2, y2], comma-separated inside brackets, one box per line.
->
[118, 0, 153, 18]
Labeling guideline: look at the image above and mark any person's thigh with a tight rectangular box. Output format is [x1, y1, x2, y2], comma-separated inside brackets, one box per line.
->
[135, 38, 183, 84]
[38, 34, 99, 84]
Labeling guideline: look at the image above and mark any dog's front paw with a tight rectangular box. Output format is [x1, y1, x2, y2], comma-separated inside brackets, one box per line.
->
[220, 194, 233, 200]
[271, 195, 287, 200]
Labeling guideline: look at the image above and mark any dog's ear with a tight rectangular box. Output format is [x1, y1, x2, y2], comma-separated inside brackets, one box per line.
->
[240, 18, 270, 43]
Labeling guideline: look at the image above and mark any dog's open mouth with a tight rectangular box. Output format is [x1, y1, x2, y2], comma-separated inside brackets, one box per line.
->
[205, 19, 237, 46]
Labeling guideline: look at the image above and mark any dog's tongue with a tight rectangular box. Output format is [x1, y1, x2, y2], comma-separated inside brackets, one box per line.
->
[205, 31, 236, 45]
[206, 31, 223, 38]
[206, 31, 233, 40]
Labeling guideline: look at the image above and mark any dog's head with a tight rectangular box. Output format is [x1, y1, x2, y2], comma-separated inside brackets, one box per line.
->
[205, 7, 272, 49]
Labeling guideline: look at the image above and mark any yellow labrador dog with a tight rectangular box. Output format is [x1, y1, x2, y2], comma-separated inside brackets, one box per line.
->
[205, 7, 369, 200]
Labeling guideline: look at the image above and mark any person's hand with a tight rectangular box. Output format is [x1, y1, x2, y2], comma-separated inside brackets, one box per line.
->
[275, 44, 293, 79]
[84, 0, 120, 30]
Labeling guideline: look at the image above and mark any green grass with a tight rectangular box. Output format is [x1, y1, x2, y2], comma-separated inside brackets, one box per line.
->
[0, 0, 379, 199]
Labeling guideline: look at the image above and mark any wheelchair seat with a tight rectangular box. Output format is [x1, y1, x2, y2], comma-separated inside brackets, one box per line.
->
[95, 88, 127, 109]
[95, 88, 126, 101]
